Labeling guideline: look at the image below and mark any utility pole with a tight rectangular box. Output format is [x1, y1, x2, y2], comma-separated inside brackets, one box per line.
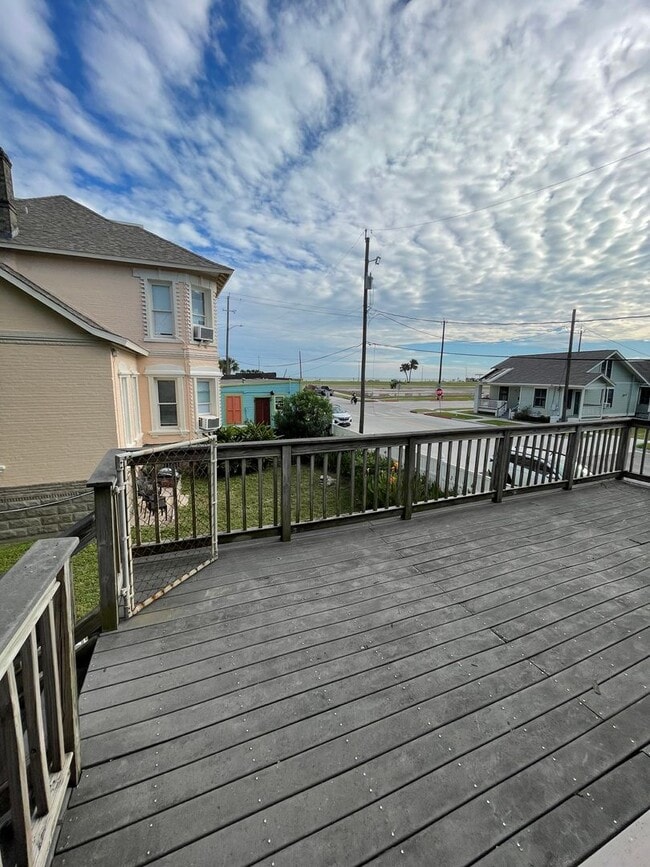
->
[577, 329, 583, 352]
[224, 294, 231, 375]
[437, 319, 446, 386]
[359, 230, 371, 434]
[298, 350, 303, 381]
[561, 308, 577, 422]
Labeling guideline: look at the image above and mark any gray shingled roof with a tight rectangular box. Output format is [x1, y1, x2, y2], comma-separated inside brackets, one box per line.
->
[629, 359, 650, 384]
[482, 351, 619, 388]
[1, 196, 232, 283]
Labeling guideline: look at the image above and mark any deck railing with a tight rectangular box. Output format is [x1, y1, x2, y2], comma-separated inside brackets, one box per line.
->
[82, 417, 650, 625]
[0, 539, 81, 867]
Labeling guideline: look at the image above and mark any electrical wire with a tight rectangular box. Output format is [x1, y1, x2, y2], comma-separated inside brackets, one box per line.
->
[375, 145, 650, 232]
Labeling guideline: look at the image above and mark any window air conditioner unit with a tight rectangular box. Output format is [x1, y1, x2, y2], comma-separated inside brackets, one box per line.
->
[198, 415, 220, 432]
[193, 325, 214, 342]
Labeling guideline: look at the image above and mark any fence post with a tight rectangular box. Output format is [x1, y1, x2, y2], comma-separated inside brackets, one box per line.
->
[402, 437, 416, 520]
[491, 431, 511, 503]
[281, 444, 292, 542]
[563, 426, 580, 490]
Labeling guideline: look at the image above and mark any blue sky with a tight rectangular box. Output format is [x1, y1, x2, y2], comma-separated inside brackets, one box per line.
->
[2, 0, 649, 380]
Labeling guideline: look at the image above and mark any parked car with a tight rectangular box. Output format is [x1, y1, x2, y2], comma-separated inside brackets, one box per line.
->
[489, 447, 592, 486]
[317, 385, 332, 396]
[331, 404, 352, 427]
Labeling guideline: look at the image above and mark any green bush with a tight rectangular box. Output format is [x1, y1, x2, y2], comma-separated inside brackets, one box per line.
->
[513, 406, 550, 423]
[274, 390, 333, 438]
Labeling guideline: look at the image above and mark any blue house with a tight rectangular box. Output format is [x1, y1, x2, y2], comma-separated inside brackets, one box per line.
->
[220, 373, 300, 426]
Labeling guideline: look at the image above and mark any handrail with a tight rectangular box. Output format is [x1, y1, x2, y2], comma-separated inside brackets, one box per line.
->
[0, 538, 81, 867]
[89, 418, 649, 629]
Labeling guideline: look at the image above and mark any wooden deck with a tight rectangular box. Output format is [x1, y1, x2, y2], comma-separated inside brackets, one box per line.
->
[55, 480, 650, 866]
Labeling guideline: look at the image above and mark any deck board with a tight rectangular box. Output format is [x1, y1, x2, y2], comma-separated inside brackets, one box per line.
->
[55, 480, 650, 866]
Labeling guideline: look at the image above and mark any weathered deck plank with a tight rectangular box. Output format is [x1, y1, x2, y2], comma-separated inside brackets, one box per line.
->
[55, 481, 650, 866]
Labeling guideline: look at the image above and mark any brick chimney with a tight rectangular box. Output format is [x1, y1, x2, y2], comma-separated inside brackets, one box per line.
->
[0, 148, 18, 238]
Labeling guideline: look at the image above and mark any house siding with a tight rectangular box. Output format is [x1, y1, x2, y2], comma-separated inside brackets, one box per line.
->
[0, 342, 117, 486]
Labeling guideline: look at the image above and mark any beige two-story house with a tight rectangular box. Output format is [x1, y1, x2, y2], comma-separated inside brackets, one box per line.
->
[0, 147, 232, 529]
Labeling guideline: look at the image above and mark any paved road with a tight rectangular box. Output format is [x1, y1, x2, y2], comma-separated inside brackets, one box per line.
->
[332, 398, 483, 434]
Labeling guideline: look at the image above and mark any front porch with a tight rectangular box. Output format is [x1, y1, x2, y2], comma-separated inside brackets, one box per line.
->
[56, 480, 650, 865]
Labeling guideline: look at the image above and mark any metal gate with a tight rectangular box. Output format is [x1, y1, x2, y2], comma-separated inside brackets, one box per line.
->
[115, 439, 218, 616]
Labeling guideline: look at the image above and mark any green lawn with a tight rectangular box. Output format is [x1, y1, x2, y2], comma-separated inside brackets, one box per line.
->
[0, 539, 100, 620]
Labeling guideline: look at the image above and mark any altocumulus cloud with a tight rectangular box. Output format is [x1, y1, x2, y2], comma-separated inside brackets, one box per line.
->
[1, 0, 649, 376]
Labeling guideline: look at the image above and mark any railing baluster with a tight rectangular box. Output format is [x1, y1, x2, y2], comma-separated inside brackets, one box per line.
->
[296, 456, 302, 523]
[322, 453, 329, 518]
[281, 445, 292, 542]
[334, 452, 342, 517]
[434, 441, 442, 500]
[257, 458, 264, 527]
[0, 665, 32, 866]
[241, 458, 248, 531]
[347, 451, 355, 516]
[385, 447, 392, 509]
[38, 603, 65, 772]
[273, 456, 279, 526]
[224, 461, 231, 533]
[361, 449, 368, 512]
[308, 455, 315, 521]
[373, 447, 380, 510]
[444, 441, 453, 496]
[19, 629, 50, 816]
[424, 442, 433, 500]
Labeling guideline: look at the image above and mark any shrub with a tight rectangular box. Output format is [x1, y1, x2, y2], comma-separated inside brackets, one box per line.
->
[513, 406, 550, 423]
[274, 390, 333, 438]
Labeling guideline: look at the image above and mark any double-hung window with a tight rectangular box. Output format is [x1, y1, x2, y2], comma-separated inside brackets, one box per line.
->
[196, 378, 215, 417]
[603, 388, 614, 408]
[192, 289, 209, 327]
[150, 283, 175, 337]
[156, 380, 179, 427]
[533, 388, 547, 408]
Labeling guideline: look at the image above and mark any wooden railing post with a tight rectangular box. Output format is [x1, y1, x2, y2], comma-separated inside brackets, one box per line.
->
[563, 425, 580, 490]
[94, 483, 119, 631]
[491, 431, 512, 503]
[402, 437, 416, 520]
[281, 444, 292, 542]
[615, 422, 632, 478]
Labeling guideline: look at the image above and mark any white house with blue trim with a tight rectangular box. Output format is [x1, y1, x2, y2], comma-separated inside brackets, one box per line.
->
[476, 350, 650, 421]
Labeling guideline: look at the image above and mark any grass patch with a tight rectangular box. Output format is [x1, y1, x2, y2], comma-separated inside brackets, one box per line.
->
[0, 539, 100, 621]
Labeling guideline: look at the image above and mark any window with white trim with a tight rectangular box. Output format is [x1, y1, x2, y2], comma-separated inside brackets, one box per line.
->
[533, 388, 547, 408]
[156, 379, 179, 427]
[195, 378, 216, 417]
[600, 359, 613, 378]
[149, 282, 175, 337]
[603, 387, 614, 407]
[191, 288, 211, 327]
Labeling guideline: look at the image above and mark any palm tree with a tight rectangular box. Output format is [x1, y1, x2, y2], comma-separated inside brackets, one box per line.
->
[219, 357, 240, 374]
[400, 362, 411, 381]
[408, 358, 419, 382]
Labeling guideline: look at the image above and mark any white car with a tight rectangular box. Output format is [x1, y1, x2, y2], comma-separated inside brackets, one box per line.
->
[331, 404, 352, 427]
[490, 447, 592, 486]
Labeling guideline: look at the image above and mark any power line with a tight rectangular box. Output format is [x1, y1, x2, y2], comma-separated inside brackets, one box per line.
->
[376, 145, 650, 232]
[373, 307, 650, 327]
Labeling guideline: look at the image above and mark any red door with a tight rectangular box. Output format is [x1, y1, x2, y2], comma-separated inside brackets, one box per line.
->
[254, 397, 271, 425]
[225, 395, 242, 424]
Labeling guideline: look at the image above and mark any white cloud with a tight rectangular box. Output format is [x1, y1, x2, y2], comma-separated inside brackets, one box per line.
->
[2, 0, 650, 377]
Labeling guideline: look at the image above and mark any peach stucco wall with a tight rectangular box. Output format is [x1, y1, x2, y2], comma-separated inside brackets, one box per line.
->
[2, 250, 224, 452]
[0, 277, 118, 485]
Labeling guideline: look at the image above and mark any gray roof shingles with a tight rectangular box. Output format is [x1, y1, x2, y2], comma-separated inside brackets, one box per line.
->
[2, 196, 232, 280]
[483, 352, 616, 387]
